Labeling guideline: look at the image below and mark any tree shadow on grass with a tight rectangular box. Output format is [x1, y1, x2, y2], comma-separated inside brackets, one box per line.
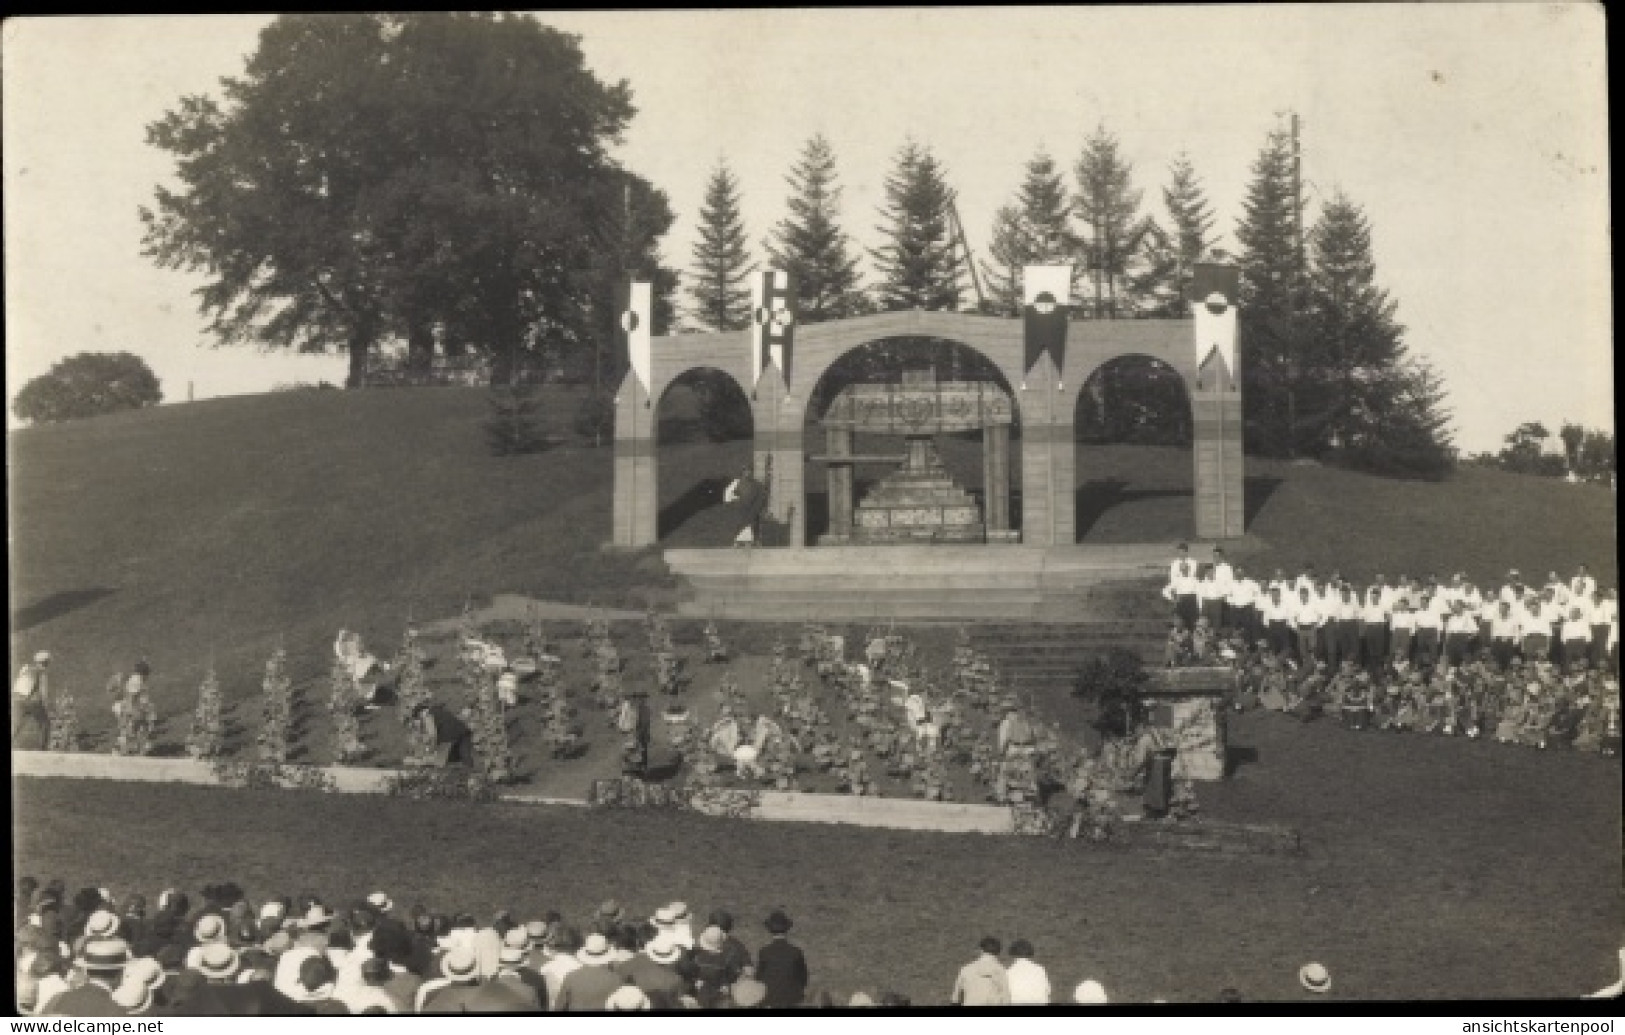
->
[11, 587, 117, 634]
[658, 477, 729, 540]
[1244, 476, 1284, 526]
[1074, 480, 1192, 540]
[1226, 744, 1259, 776]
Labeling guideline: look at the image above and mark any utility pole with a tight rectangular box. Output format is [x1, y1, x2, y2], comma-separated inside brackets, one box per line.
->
[1286, 110, 1306, 459]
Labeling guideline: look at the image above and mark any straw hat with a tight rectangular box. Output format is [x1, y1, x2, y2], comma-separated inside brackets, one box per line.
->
[605, 984, 650, 1011]
[194, 914, 227, 943]
[577, 934, 614, 966]
[1073, 980, 1109, 1004]
[732, 975, 767, 1007]
[645, 937, 683, 966]
[196, 943, 239, 982]
[440, 946, 478, 981]
[81, 938, 132, 973]
[85, 910, 121, 939]
[1299, 962, 1332, 994]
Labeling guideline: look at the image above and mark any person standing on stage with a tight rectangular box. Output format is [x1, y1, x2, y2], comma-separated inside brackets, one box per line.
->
[1164, 544, 1201, 630]
[1488, 599, 1521, 671]
[1227, 566, 1261, 645]
[1359, 581, 1390, 676]
[722, 464, 767, 549]
[12, 651, 52, 750]
[1292, 587, 1325, 667]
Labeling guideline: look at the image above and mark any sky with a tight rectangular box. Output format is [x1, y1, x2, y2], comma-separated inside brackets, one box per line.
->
[3, 7, 1612, 451]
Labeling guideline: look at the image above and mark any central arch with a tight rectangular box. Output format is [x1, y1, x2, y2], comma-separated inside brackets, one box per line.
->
[1072, 353, 1195, 542]
[800, 335, 1021, 544]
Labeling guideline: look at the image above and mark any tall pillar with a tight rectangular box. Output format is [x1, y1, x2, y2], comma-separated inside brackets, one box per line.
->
[1017, 354, 1074, 546]
[827, 425, 854, 541]
[753, 364, 806, 547]
[1192, 386, 1245, 539]
[612, 372, 657, 548]
[984, 422, 1010, 533]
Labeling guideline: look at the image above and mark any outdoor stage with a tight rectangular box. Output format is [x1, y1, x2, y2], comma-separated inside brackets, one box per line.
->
[666, 542, 1211, 621]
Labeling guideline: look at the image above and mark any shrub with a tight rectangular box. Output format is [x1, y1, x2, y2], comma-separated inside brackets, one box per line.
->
[1071, 647, 1149, 738]
[13, 352, 162, 424]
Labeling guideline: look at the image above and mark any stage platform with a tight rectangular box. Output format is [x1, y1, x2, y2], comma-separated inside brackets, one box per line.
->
[666, 543, 1204, 621]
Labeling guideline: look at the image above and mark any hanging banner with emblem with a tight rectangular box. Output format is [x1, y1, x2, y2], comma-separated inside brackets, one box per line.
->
[750, 269, 797, 388]
[1022, 264, 1073, 388]
[1189, 262, 1240, 390]
[619, 280, 653, 397]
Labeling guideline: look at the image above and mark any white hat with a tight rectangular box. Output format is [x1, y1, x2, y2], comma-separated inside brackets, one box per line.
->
[645, 937, 683, 965]
[86, 910, 121, 938]
[577, 934, 614, 966]
[259, 902, 285, 921]
[33, 651, 51, 664]
[1073, 980, 1109, 1004]
[651, 906, 678, 926]
[196, 942, 239, 982]
[605, 985, 650, 1011]
[502, 927, 530, 950]
[498, 945, 527, 967]
[366, 892, 393, 913]
[300, 904, 334, 928]
[194, 914, 227, 943]
[1299, 962, 1332, 993]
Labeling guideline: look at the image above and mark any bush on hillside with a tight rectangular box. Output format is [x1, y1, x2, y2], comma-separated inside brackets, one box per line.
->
[13, 352, 163, 424]
[484, 383, 548, 456]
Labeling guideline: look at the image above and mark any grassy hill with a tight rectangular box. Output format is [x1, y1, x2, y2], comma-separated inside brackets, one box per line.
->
[9, 387, 1616, 741]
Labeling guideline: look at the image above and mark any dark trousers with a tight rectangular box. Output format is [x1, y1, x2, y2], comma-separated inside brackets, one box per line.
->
[1200, 598, 1226, 629]
[1444, 632, 1473, 668]
[436, 732, 475, 767]
[1175, 595, 1199, 630]
[1521, 633, 1549, 664]
[1360, 624, 1387, 673]
[1560, 638, 1591, 670]
[1333, 620, 1361, 671]
[1390, 628, 1413, 664]
[1233, 605, 1259, 644]
[1414, 629, 1440, 667]
[1490, 639, 1517, 671]
[1590, 626, 1610, 669]
[1294, 626, 1319, 665]
[1267, 621, 1292, 658]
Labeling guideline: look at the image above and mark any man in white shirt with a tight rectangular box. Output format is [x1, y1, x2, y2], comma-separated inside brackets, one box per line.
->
[1499, 570, 1527, 606]
[1292, 588, 1325, 667]
[1389, 599, 1416, 667]
[12, 650, 52, 750]
[1327, 584, 1361, 673]
[1227, 566, 1261, 645]
[1488, 600, 1521, 671]
[1544, 572, 1571, 609]
[1443, 603, 1480, 668]
[1198, 565, 1229, 630]
[1588, 589, 1617, 672]
[1004, 939, 1052, 1005]
[1359, 583, 1390, 675]
[1571, 565, 1598, 603]
[1412, 596, 1443, 668]
[1210, 547, 1234, 589]
[1261, 587, 1294, 659]
[1560, 604, 1594, 670]
[1518, 596, 1553, 665]
[1165, 544, 1200, 629]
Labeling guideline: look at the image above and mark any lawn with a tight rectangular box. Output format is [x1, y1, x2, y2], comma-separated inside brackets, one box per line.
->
[14, 707, 1620, 1002]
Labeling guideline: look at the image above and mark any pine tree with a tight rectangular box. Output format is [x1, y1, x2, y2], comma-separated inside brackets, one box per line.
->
[1072, 125, 1147, 319]
[871, 141, 965, 312]
[1235, 123, 1312, 456]
[687, 162, 754, 332]
[766, 134, 865, 321]
[258, 646, 293, 766]
[186, 666, 226, 760]
[981, 149, 1075, 316]
[1163, 153, 1217, 306]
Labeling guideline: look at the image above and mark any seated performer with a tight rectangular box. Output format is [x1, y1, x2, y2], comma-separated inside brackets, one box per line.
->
[335, 630, 392, 709]
[410, 701, 473, 767]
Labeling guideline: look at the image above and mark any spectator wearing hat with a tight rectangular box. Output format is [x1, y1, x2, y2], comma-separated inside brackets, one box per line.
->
[668, 902, 696, 949]
[1005, 939, 1052, 1004]
[21, 947, 69, 1015]
[710, 908, 750, 976]
[539, 924, 583, 1005]
[1299, 962, 1332, 995]
[113, 957, 164, 1016]
[76, 909, 122, 957]
[170, 941, 309, 1016]
[458, 942, 541, 1013]
[605, 983, 651, 1011]
[521, 918, 553, 971]
[951, 936, 1010, 1006]
[418, 945, 482, 1013]
[756, 909, 808, 1008]
[184, 913, 229, 971]
[12, 650, 52, 750]
[1073, 979, 1109, 1004]
[498, 926, 549, 1009]
[593, 899, 626, 936]
[272, 904, 332, 1000]
[685, 924, 741, 1008]
[334, 955, 399, 1015]
[730, 971, 768, 1009]
[615, 925, 684, 1009]
[554, 933, 624, 1011]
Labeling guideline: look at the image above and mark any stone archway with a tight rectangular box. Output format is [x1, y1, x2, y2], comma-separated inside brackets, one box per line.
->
[612, 303, 1243, 549]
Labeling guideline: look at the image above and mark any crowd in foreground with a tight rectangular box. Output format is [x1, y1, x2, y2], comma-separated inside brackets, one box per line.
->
[1163, 549, 1620, 753]
[16, 878, 1186, 1014]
